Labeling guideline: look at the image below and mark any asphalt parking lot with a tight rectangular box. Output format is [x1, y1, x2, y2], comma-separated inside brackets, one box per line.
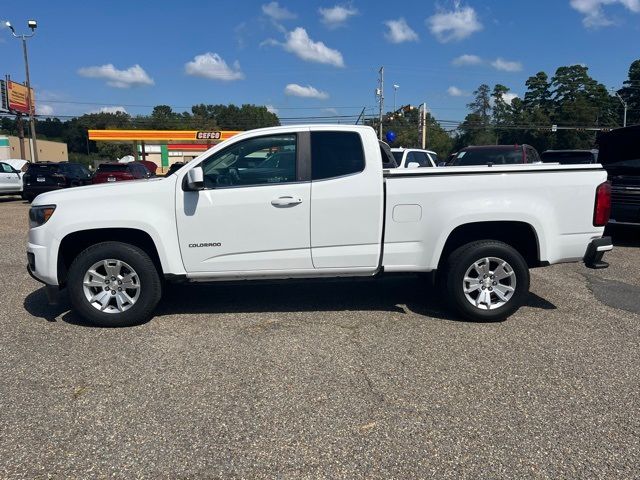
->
[0, 197, 638, 479]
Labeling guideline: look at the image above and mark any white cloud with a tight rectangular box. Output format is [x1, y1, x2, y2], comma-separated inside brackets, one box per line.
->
[319, 5, 358, 28]
[570, 0, 640, 27]
[266, 104, 279, 114]
[89, 106, 128, 114]
[282, 27, 345, 67]
[491, 58, 523, 72]
[37, 105, 54, 116]
[427, 5, 483, 43]
[262, 1, 296, 20]
[384, 18, 419, 43]
[502, 93, 519, 104]
[447, 86, 470, 97]
[284, 83, 329, 99]
[452, 54, 483, 66]
[323, 107, 339, 115]
[77, 64, 154, 88]
[184, 53, 245, 81]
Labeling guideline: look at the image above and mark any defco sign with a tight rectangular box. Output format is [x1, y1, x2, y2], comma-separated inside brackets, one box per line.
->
[196, 131, 222, 140]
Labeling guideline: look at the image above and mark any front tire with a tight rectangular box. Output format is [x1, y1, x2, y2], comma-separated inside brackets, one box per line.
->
[67, 242, 162, 327]
[442, 240, 530, 322]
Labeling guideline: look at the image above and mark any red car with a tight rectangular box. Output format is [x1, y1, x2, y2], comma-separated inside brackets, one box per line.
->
[92, 162, 151, 184]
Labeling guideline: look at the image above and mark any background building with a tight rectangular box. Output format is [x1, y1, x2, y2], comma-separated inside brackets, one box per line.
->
[0, 135, 68, 162]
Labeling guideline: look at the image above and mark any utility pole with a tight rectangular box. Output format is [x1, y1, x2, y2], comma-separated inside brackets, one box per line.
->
[6, 20, 39, 161]
[419, 103, 427, 149]
[615, 92, 628, 128]
[377, 67, 384, 140]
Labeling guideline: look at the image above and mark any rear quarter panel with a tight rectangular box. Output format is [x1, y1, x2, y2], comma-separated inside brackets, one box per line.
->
[383, 166, 608, 271]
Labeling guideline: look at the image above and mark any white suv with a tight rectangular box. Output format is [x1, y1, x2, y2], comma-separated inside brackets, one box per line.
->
[390, 148, 438, 169]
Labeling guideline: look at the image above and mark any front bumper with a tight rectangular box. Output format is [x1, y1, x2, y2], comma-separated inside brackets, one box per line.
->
[583, 236, 612, 269]
[27, 264, 60, 304]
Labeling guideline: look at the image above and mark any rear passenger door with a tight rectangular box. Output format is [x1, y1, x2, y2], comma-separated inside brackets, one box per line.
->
[309, 128, 384, 269]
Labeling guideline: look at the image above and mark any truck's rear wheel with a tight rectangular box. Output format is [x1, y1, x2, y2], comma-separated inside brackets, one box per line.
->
[67, 242, 162, 327]
[443, 240, 529, 322]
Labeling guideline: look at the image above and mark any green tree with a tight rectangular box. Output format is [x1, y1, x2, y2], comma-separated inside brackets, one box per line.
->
[618, 59, 640, 126]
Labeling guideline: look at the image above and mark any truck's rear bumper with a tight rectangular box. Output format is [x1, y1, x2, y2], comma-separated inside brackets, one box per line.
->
[583, 236, 612, 269]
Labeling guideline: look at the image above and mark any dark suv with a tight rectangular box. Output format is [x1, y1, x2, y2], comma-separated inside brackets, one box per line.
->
[597, 126, 640, 226]
[22, 162, 92, 201]
[448, 145, 542, 166]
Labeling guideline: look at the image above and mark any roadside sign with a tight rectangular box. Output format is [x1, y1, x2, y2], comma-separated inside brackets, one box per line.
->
[0, 80, 35, 114]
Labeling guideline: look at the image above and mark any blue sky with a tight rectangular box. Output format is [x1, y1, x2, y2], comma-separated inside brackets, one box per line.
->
[2, 0, 639, 124]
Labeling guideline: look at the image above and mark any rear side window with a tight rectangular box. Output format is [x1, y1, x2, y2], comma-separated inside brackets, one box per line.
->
[311, 131, 365, 180]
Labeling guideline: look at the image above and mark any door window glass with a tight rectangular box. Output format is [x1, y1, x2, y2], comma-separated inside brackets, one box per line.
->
[0, 163, 13, 173]
[311, 131, 365, 180]
[201, 134, 297, 188]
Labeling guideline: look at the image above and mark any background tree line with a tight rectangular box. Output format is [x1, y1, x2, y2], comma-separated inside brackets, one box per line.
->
[381, 59, 639, 157]
[454, 60, 640, 153]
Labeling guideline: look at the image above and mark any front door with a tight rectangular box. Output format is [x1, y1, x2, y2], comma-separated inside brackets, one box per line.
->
[0, 162, 21, 193]
[176, 132, 312, 273]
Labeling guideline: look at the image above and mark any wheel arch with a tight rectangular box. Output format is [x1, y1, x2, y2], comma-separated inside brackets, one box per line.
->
[436, 221, 541, 270]
[57, 228, 164, 286]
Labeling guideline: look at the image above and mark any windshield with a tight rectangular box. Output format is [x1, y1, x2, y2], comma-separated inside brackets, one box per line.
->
[450, 148, 523, 166]
[392, 151, 404, 164]
[541, 151, 595, 164]
[27, 164, 59, 173]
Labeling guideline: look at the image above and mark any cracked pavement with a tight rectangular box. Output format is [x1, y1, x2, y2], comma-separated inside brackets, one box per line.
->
[0, 198, 639, 478]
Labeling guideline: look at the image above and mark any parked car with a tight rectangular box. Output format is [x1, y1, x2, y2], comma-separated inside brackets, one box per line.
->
[390, 148, 438, 168]
[0, 161, 23, 196]
[165, 162, 185, 176]
[27, 125, 611, 327]
[22, 162, 92, 202]
[138, 160, 158, 176]
[541, 150, 598, 164]
[596, 125, 640, 226]
[92, 162, 151, 184]
[448, 145, 542, 166]
[4, 158, 30, 173]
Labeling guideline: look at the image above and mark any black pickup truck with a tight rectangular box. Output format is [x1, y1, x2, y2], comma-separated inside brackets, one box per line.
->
[597, 126, 640, 226]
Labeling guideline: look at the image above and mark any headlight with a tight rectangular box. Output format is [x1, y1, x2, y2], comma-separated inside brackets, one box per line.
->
[29, 205, 56, 228]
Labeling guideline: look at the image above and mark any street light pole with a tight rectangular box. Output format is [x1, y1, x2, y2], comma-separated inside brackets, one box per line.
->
[393, 84, 399, 113]
[616, 93, 628, 128]
[6, 20, 39, 161]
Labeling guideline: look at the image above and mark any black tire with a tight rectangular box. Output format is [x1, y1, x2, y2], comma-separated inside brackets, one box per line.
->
[67, 241, 162, 327]
[442, 240, 529, 322]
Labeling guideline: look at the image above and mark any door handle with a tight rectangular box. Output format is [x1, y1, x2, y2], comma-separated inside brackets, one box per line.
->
[271, 196, 303, 207]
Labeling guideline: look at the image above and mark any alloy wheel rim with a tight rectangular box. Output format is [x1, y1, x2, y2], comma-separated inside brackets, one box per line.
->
[82, 259, 141, 314]
[463, 257, 516, 310]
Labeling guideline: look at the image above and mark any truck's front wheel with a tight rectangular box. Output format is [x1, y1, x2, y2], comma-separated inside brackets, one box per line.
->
[443, 240, 529, 322]
[67, 242, 162, 327]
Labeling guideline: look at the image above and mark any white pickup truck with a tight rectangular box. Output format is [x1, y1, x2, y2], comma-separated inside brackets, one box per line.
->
[27, 125, 613, 327]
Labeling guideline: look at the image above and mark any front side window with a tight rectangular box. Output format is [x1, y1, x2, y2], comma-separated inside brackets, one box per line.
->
[201, 134, 297, 188]
[311, 131, 365, 180]
[0, 163, 14, 173]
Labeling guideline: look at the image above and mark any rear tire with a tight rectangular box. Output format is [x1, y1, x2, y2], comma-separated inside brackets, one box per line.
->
[67, 241, 162, 327]
[442, 240, 529, 322]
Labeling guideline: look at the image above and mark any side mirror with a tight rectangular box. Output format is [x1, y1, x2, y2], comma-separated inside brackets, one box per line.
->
[407, 162, 420, 169]
[185, 166, 204, 191]
[437, 162, 447, 167]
